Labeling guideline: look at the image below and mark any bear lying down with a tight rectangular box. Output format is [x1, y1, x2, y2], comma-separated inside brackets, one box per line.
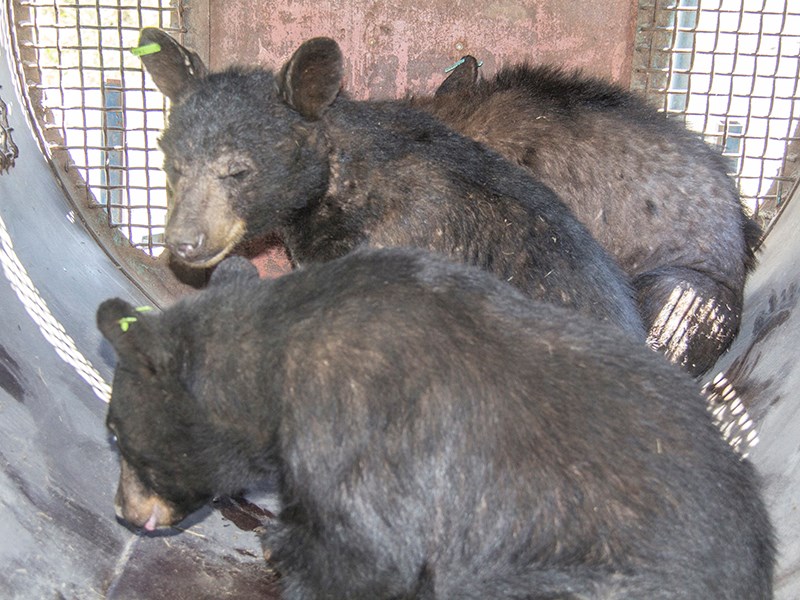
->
[97, 249, 773, 599]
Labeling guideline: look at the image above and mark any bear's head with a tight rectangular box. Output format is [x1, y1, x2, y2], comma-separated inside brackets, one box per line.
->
[97, 257, 260, 531]
[137, 28, 345, 268]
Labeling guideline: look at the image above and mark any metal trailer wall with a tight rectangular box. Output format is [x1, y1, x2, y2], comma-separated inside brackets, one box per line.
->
[1, 3, 799, 599]
[0, 9, 276, 597]
[194, 1, 638, 96]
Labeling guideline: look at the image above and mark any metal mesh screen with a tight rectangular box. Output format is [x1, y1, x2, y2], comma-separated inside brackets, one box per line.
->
[8, 2, 799, 258]
[633, 0, 800, 230]
[11, 0, 183, 256]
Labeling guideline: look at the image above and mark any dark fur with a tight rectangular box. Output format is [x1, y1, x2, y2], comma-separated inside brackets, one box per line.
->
[411, 57, 761, 375]
[98, 249, 773, 599]
[138, 29, 643, 337]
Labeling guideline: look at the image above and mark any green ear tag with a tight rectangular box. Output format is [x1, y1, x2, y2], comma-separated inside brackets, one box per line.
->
[131, 43, 161, 57]
[443, 57, 483, 73]
[444, 58, 466, 73]
[118, 316, 138, 332]
[134, 305, 154, 313]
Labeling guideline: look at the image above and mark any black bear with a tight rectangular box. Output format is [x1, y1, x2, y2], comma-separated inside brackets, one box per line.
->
[411, 56, 761, 376]
[136, 29, 643, 338]
[98, 249, 774, 600]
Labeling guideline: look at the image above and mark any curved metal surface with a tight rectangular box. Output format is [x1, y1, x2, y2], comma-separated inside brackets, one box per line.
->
[0, 7, 798, 600]
[0, 16, 277, 600]
[709, 179, 800, 600]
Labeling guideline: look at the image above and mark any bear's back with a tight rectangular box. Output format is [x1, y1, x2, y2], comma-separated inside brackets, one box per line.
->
[215, 249, 773, 599]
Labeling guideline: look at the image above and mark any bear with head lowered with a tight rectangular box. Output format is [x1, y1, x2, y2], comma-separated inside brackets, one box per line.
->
[98, 249, 773, 600]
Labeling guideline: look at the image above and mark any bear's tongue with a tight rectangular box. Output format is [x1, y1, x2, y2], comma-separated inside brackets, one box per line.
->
[143, 506, 160, 531]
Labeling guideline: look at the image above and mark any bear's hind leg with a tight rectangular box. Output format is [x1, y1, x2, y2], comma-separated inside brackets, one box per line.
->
[634, 267, 743, 376]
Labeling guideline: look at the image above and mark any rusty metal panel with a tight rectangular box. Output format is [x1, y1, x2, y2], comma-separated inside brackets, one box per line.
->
[206, 0, 637, 98]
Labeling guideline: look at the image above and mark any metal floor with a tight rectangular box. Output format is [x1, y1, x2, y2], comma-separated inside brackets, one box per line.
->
[1, 18, 798, 600]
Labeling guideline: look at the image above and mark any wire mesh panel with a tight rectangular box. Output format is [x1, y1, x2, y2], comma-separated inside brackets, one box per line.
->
[7, 2, 799, 258]
[10, 0, 184, 256]
[634, 0, 800, 229]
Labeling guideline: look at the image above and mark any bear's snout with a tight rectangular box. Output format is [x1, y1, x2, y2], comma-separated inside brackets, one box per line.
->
[114, 457, 180, 531]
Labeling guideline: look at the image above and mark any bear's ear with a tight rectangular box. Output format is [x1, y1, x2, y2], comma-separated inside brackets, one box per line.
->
[435, 56, 480, 98]
[209, 256, 260, 288]
[137, 27, 207, 102]
[278, 37, 343, 120]
[97, 298, 161, 362]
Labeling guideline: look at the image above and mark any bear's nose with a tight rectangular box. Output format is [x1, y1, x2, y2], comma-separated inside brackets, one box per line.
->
[168, 233, 206, 260]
